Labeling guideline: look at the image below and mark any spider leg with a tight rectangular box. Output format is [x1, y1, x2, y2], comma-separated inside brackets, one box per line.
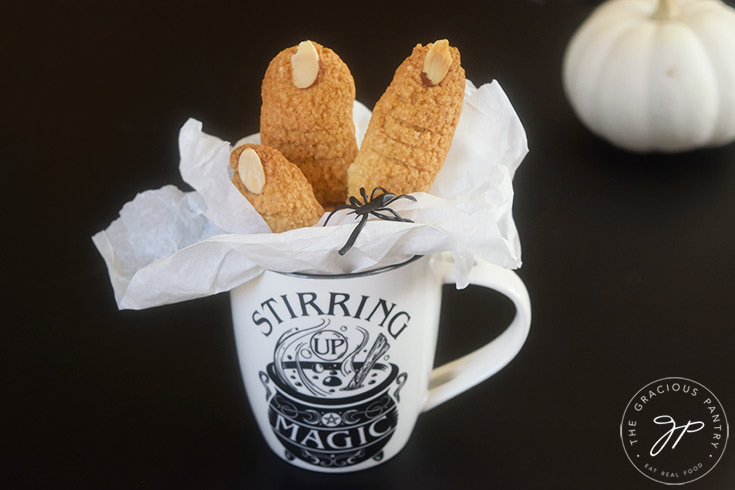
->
[371, 208, 414, 223]
[370, 187, 388, 201]
[324, 204, 357, 225]
[385, 194, 417, 206]
[339, 215, 369, 255]
[372, 208, 402, 220]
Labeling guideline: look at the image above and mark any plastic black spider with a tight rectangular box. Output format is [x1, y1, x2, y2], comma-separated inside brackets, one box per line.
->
[324, 187, 417, 255]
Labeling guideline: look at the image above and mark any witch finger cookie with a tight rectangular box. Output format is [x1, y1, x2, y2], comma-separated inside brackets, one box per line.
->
[347, 40, 465, 197]
[260, 40, 358, 208]
[230, 143, 324, 233]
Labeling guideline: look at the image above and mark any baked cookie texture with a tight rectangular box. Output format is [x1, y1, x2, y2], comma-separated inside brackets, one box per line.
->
[260, 40, 358, 208]
[347, 40, 465, 198]
[230, 144, 324, 233]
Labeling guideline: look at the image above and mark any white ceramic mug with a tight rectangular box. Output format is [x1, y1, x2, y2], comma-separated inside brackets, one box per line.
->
[230, 253, 531, 472]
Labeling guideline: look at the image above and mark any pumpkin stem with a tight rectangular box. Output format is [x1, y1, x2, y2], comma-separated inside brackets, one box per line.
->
[652, 0, 678, 20]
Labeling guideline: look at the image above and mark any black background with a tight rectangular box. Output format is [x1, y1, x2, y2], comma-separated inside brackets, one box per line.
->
[4, 0, 735, 488]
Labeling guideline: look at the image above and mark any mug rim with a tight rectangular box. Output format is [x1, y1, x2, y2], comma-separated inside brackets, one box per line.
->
[278, 255, 423, 280]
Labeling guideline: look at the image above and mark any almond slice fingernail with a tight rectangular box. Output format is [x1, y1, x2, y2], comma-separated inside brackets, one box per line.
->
[421, 39, 453, 87]
[291, 40, 320, 89]
[238, 148, 266, 194]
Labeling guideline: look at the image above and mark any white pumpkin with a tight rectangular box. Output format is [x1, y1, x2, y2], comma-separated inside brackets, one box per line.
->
[563, 0, 735, 153]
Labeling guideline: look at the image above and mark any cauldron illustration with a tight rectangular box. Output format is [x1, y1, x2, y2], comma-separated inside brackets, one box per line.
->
[263, 361, 402, 468]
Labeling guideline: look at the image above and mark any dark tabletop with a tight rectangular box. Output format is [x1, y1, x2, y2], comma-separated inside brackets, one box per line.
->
[4, 1, 735, 489]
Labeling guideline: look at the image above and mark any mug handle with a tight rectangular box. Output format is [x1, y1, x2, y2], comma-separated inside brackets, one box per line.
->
[422, 256, 531, 412]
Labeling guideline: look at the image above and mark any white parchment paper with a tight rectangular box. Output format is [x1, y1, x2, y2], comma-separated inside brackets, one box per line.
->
[93, 79, 528, 310]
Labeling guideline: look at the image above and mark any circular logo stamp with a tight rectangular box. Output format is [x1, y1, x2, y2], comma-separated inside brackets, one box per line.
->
[620, 377, 728, 485]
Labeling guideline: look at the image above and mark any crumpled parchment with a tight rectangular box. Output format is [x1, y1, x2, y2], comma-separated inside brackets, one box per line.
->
[92, 79, 528, 310]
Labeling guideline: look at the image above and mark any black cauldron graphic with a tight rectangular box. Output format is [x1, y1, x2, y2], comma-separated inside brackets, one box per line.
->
[263, 361, 403, 468]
